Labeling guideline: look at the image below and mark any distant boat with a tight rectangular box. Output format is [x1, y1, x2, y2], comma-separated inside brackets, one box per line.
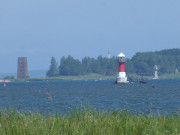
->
[140, 79, 146, 84]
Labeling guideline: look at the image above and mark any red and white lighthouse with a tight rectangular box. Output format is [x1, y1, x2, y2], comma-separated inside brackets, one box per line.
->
[116, 53, 129, 84]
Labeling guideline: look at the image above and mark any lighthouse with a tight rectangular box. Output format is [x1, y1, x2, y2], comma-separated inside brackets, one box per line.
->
[153, 65, 159, 79]
[116, 53, 129, 84]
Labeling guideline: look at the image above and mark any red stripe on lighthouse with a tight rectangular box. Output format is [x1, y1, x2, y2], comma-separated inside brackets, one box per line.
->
[119, 63, 125, 72]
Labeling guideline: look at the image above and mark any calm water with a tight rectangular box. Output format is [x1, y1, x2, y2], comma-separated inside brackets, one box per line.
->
[0, 79, 180, 115]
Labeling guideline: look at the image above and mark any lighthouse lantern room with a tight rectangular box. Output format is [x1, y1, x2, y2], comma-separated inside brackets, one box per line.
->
[116, 53, 129, 84]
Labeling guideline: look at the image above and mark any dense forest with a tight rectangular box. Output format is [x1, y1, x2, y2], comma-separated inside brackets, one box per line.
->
[47, 49, 180, 77]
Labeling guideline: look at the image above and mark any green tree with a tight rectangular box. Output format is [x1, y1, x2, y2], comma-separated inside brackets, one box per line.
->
[46, 57, 59, 77]
[59, 56, 81, 76]
[81, 57, 93, 74]
[3, 76, 16, 80]
[52, 48, 180, 76]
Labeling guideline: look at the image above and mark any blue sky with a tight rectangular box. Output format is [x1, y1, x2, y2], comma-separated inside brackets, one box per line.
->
[0, 0, 180, 73]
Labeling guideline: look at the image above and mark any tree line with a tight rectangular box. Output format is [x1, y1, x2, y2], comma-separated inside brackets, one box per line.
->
[47, 48, 180, 77]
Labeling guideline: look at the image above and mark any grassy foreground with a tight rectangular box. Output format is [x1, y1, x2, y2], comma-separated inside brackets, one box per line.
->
[0, 108, 180, 135]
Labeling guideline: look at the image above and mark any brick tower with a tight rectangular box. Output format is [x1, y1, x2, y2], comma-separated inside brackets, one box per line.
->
[17, 57, 29, 79]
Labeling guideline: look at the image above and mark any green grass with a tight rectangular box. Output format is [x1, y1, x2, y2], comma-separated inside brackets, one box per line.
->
[30, 73, 114, 80]
[159, 73, 180, 79]
[7, 73, 115, 82]
[0, 108, 179, 135]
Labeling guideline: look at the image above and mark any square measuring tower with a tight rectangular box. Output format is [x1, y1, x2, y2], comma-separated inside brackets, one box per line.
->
[17, 57, 29, 79]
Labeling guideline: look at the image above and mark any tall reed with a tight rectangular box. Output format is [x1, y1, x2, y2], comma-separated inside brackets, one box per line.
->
[0, 108, 179, 135]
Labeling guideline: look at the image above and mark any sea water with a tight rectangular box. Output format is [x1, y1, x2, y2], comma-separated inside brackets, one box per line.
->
[0, 79, 180, 115]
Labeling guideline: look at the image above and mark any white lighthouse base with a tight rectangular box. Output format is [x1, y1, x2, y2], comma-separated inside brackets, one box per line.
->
[116, 77, 129, 84]
[116, 72, 129, 84]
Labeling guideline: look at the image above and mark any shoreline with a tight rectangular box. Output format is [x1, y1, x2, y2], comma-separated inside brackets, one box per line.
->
[1, 73, 180, 82]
